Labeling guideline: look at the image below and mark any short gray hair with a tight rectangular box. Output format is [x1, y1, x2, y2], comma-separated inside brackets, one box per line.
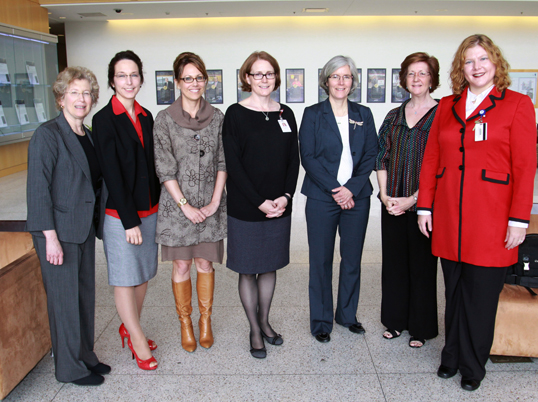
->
[319, 55, 359, 96]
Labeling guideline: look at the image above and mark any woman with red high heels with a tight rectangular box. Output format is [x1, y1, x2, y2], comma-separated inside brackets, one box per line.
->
[93, 50, 159, 370]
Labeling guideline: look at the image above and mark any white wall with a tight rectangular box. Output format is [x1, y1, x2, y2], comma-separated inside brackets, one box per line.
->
[65, 16, 538, 128]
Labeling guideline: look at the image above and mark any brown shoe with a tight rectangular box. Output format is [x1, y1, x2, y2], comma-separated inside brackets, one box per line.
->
[172, 279, 197, 352]
[197, 270, 215, 349]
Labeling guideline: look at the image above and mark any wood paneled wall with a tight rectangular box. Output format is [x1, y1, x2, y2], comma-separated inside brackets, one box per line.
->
[0, 142, 29, 178]
[0, 0, 49, 33]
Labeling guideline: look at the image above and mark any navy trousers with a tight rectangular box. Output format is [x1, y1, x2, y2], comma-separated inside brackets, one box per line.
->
[306, 196, 370, 335]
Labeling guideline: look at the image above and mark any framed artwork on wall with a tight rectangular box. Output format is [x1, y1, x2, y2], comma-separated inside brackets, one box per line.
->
[391, 68, 410, 103]
[318, 68, 328, 103]
[237, 69, 279, 102]
[206, 69, 223, 104]
[286, 68, 304, 103]
[509, 70, 538, 107]
[367, 68, 386, 103]
[155, 70, 175, 105]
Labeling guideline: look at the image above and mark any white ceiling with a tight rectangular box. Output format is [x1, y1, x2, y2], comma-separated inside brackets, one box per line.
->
[45, 0, 538, 23]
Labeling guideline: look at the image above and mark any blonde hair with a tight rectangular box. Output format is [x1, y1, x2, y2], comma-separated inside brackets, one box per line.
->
[53, 67, 99, 110]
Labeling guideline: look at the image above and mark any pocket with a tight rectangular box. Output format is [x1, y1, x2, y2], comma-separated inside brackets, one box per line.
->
[482, 169, 510, 185]
[435, 167, 446, 179]
[53, 204, 69, 212]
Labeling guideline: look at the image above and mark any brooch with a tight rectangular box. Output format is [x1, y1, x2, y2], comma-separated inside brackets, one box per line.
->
[349, 118, 363, 130]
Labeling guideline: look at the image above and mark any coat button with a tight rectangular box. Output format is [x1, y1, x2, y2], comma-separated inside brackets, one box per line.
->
[460, 128, 464, 133]
[459, 165, 463, 170]
[200, 150, 205, 157]
[352, 152, 356, 156]
[194, 134, 200, 140]
[459, 147, 464, 152]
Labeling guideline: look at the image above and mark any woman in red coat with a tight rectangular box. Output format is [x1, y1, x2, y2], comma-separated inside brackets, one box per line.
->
[418, 34, 536, 392]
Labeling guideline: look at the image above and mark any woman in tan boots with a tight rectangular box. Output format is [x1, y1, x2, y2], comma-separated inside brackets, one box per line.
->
[153, 52, 227, 352]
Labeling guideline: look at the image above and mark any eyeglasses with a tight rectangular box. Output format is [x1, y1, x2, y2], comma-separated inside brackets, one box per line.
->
[407, 71, 430, 78]
[328, 74, 352, 81]
[248, 72, 276, 80]
[67, 90, 92, 99]
[179, 76, 205, 83]
[114, 73, 140, 80]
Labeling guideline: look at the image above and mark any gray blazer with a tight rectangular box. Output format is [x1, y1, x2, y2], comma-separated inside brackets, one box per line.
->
[26, 112, 107, 242]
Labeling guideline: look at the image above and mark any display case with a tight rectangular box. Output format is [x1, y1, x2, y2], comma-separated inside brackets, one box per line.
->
[0, 23, 58, 146]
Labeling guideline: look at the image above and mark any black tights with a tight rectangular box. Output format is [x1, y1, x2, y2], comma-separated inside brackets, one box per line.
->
[238, 271, 278, 349]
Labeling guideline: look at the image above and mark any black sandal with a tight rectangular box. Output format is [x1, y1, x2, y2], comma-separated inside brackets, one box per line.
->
[383, 329, 401, 339]
[409, 336, 425, 348]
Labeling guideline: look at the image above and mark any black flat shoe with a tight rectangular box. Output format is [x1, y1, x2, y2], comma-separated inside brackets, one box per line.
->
[261, 329, 283, 346]
[349, 324, 365, 334]
[250, 343, 267, 359]
[85, 362, 111, 375]
[70, 372, 104, 386]
[437, 365, 458, 379]
[461, 378, 480, 391]
[315, 333, 331, 343]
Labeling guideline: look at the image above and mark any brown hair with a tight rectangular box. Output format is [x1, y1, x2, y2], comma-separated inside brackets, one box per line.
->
[239, 51, 281, 92]
[173, 52, 208, 82]
[107, 50, 144, 92]
[449, 34, 511, 95]
[53, 67, 99, 110]
[399, 52, 440, 93]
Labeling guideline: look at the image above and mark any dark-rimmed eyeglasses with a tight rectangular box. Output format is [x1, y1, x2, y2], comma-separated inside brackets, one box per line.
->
[248, 72, 276, 80]
[179, 76, 205, 83]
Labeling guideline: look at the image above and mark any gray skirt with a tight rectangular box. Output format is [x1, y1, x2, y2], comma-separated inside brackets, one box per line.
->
[226, 215, 291, 274]
[103, 213, 158, 286]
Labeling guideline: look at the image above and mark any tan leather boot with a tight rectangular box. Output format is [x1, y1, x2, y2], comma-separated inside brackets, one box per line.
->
[197, 270, 215, 349]
[172, 279, 197, 352]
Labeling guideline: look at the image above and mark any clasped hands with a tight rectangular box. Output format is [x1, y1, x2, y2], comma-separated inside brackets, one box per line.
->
[332, 186, 354, 210]
[259, 196, 288, 218]
[382, 195, 415, 216]
[181, 200, 220, 225]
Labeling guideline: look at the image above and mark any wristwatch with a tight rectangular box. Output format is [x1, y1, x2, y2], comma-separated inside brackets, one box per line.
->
[177, 198, 188, 207]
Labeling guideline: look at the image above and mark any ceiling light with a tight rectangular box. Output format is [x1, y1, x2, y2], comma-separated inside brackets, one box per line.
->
[303, 8, 329, 13]
[59, 17, 66, 19]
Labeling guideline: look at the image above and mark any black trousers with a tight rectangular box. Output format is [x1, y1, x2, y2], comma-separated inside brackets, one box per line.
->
[380, 207, 438, 339]
[440, 259, 507, 381]
[33, 228, 99, 382]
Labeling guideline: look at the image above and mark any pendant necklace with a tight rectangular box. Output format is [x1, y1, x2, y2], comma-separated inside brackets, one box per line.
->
[261, 111, 269, 121]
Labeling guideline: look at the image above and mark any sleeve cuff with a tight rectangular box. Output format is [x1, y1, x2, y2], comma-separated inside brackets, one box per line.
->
[417, 210, 431, 216]
[509, 220, 529, 228]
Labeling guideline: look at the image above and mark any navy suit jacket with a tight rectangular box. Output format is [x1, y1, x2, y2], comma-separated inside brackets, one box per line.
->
[299, 99, 378, 202]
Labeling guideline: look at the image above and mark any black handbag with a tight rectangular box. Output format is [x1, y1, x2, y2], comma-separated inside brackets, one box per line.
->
[505, 233, 538, 295]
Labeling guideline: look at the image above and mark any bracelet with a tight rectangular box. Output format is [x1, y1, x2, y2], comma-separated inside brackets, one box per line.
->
[283, 194, 292, 203]
[413, 194, 418, 202]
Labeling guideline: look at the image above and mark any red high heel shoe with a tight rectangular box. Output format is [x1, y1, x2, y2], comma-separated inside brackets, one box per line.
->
[127, 338, 158, 370]
[119, 323, 157, 351]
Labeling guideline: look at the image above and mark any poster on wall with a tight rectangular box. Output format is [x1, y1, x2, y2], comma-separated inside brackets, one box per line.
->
[237, 69, 279, 103]
[15, 100, 29, 125]
[0, 102, 7, 128]
[509, 70, 538, 107]
[367, 69, 386, 103]
[206, 70, 223, 104]
[155, 71, 175, 105]
[0, 58, 10, 84]
[34, 99, 47, 123]
[391, 68, 410, 103]
[286, 69, 304, 103]
[26, 62, 39, 85]
[318, 69, 328, 103]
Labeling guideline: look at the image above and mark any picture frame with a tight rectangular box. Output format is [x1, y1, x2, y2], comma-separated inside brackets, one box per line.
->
[286, 68, 304, 103]
[206, 69, 223, 104]
[155, 70, 175, 105]
[391, 68, 410, 103]
[509, 70, 538, 107]
[237, 69, 279, 103]
[318, 68, 362, 103]
[367, 68, 386, 103]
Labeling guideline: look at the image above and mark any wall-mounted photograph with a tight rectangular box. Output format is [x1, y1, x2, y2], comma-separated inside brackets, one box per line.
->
[286, 68, 304, 103]
[509, 70, 538, 107]
[206, 69, 223, 104]
[367, 68, 386, 103]
[391, 68, 410, 103]
[237, 69, 279, 103]
[155, 70, 175, 105]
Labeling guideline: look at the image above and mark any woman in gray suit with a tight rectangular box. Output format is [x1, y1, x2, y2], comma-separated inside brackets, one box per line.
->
[26, 67, 109, 386]
[299, 55, 378, 343]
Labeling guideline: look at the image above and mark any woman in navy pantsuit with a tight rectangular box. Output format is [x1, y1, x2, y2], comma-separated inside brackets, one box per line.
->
[299, 55, 378, 343]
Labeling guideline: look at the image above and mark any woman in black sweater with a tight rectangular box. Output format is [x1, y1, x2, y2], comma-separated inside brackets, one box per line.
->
[222, 51, 300, 359]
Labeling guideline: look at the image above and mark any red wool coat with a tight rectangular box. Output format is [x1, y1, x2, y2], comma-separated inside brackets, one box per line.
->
[417, 88, 536, 267]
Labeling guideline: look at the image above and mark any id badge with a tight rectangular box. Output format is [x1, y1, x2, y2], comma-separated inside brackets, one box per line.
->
[474, 122, 487, 141]
[278, 119, 292, 133]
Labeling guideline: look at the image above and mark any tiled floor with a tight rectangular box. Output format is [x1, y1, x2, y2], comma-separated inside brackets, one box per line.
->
[2, 169, 538, 401]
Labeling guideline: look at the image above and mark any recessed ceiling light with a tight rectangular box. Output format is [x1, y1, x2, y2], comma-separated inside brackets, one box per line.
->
[303, 8, 329, 13]
[59, 17, 66, 19]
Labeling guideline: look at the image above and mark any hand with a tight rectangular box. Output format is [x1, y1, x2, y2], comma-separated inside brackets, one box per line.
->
[386, 196, 415, 216]
[259, 199, 280, 218]
[332, 186, 353, 206]
[43, 230, 63, 265]
[125, 226, 143, 245]
[200, 200, 220, 218]
[340, 198, 355, 210]
[505, 226, 526, 250]
[418, 215, 432, 238]
[181, 204, 207, 225]
[265, 196, 288, 218]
